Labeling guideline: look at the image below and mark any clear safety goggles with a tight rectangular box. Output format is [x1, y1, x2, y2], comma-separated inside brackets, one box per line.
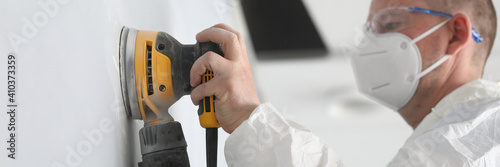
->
[365, 7, 483, 42]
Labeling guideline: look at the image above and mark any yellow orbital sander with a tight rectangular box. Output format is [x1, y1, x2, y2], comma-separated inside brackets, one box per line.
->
[119, 26, 222, 167]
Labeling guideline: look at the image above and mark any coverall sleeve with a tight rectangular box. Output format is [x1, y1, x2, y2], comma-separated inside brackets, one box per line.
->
[224, 103, 343, 167]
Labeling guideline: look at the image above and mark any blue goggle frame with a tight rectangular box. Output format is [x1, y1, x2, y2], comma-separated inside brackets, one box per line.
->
[409, 7, 483, 42]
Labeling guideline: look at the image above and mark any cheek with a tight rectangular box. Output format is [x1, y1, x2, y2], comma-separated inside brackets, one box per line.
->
[417, 34, 446, 69]
[415, 34, 448, 91]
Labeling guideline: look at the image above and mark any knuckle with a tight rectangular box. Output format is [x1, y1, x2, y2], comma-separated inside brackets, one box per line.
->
[230, 33, 239, 42]
[224, 79, 237, 94]
[227, 33, 239, 44]
[235, 31, 243, 40]
[192, 86, 205, 101]
[198, 83, 207, 95]
[207, 51, 218, 58]
[192, 60, 204, 74]
[207, 27, 217, 36]
[204, 52, 218, 62]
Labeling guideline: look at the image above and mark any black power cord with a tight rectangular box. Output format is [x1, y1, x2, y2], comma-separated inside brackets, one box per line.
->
[206, 128, 218, 167]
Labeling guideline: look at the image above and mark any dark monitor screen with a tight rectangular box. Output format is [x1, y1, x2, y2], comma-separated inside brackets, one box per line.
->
[241, 0, 327, 59]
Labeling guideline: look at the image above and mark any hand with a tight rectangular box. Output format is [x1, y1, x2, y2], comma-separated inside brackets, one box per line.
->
[190, 24, 260, 134]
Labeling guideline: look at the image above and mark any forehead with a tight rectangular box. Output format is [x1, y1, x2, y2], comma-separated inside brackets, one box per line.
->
[368, 0, 428, 19]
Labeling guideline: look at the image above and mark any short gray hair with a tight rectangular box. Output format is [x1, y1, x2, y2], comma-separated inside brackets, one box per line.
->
[423, 0, 497, 67]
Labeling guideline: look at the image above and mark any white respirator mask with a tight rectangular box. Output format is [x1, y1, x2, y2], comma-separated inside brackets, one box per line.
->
[351, 17, 452, 111]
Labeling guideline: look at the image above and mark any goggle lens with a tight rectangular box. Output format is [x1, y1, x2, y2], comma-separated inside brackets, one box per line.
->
[367, 8, 413, 34]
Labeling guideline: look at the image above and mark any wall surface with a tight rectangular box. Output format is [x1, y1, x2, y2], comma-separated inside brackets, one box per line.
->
[0, 0, 237, 166]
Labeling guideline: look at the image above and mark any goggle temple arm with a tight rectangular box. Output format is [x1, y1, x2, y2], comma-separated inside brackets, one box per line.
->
[409, 7, 484, 43]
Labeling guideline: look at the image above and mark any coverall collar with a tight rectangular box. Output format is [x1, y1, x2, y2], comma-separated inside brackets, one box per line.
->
[408, 79, 500, 141]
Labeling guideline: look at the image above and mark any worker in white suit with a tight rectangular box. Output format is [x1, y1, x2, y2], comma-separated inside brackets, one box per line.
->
[189, 0, 500, 166]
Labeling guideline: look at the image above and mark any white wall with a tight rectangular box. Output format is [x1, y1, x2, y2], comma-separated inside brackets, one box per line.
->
[0, 0, 237, 166]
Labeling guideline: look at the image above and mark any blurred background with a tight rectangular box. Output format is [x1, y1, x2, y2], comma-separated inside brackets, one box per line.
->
[0, 0, 498, 167]
[244, 0, 500, 166]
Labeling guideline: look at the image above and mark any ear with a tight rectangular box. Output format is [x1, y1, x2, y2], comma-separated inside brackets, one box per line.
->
[446, 13, 473, 56]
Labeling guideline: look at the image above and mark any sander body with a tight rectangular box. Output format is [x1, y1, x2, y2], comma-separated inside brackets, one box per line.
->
[119, 26, 222, 167]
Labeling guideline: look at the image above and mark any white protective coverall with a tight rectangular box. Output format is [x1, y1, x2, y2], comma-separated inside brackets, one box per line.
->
[224, 79, 500, 167]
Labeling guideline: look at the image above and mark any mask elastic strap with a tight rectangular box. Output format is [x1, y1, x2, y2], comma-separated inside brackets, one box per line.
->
[411, 19, 451, 44]
[410, 54, 451, 82]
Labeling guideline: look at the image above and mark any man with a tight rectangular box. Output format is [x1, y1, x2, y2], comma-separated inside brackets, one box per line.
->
[190, 0, 499, 166]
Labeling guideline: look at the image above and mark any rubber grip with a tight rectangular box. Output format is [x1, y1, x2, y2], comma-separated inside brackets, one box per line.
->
[198, 70, 221, 128]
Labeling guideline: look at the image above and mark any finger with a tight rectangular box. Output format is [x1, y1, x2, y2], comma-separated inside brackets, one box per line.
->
[190, 51, 230, 87]
[212, 24, 243, 41]
[196, 27, 241, 60]
[212, 24, 247, 52]
[190, 78, 223, 105]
